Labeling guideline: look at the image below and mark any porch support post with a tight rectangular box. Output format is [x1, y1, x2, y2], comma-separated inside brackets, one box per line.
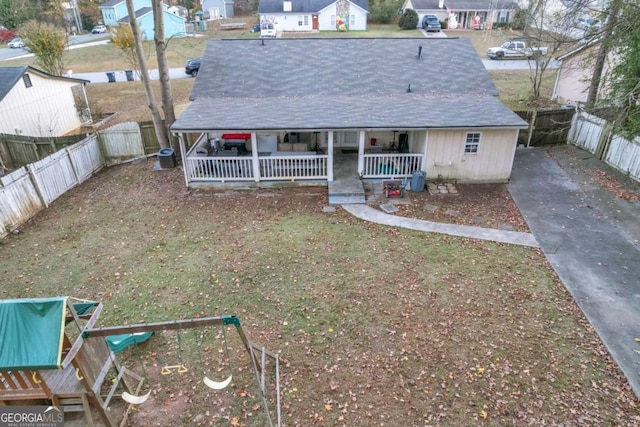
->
[327, 131, 334, 182]
[178, 133, 189, 187]
[250, 132, 260, 182]
[357, 130, 365, 177]
[422, 130, 429, 173]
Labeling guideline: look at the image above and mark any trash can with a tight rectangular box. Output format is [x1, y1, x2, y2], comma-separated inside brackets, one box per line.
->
[158, 148, 176, 169]
[106, 71, 116, 83]
[125, 69, 134, 81]
[411, 170, 426, 192]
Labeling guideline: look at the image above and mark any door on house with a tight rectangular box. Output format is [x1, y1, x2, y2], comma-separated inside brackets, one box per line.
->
[312, 15, 319, 30]
[327, 131, 358, 148]
[209, 7, 219, 19]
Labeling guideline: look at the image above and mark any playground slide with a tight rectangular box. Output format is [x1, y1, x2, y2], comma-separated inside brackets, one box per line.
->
[105, 332, 154, 354]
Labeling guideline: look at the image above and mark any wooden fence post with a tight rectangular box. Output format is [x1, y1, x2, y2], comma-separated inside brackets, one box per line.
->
[26, 164, 49, 209]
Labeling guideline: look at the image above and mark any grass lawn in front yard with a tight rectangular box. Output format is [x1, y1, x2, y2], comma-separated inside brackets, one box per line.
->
[1, 162, 638, 425]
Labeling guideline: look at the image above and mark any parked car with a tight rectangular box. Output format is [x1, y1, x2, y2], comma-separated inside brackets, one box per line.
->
[185, 58, 202, 77]
[421, 15, 441, 32]
[8, 37, 24, 48]
[251, 24, 261, 33]
[487, 40, 549, 59]
[92, 25, 107, 34]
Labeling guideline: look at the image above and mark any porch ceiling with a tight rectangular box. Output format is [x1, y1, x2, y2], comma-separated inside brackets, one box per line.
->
[171, 94, 527, 132]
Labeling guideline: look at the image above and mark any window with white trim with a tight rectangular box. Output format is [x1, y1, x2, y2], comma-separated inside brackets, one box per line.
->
[298, 16, 303, 26]
[304, 15, 309, 26]
[350, 15, 355, 26]
[464, 132, 481, 154]
[330, 15, 335, 26]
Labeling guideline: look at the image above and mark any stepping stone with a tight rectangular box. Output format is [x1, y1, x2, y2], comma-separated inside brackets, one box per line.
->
[424, 204, 438, 212]
[323, 206, 336, 213]
[498, 223, 514, 231]
[448, 188, 459, 194]
[473, 216, 486, 224]
[445, 209, 459, 217]
[380, 203, 399, 214]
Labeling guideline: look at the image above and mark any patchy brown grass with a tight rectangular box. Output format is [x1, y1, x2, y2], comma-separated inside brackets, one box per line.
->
[1, 162, 639, 426]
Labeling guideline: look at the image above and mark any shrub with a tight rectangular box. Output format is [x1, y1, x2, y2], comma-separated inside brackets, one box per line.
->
[370, 0, 402, 24]
[0, 29, 16, 43]
[398, 8, 418, 30]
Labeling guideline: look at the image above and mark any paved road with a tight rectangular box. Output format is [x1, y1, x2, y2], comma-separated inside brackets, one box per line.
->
[508, 146, 640, 397]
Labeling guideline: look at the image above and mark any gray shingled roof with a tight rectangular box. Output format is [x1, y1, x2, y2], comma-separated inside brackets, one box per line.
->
[258, 0, 369, 13]
[407, 0, 442, 10]
[0, 66, 89, 103]
[445, 0, 517, 10]
[172, 38, 526, 131]
[100, 0, 124, 8]
[119, 7, 151, 22]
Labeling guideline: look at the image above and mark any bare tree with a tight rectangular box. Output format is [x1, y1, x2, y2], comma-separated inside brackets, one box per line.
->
[151, 0, 176, 144]
[586, 0, 621, 107]
[125, 0, 169, 148]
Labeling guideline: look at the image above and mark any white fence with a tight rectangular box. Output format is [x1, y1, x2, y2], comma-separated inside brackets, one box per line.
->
[363, 153, 423, 179]
[568, 110, 640, 182]
[0, 123, 147, 237]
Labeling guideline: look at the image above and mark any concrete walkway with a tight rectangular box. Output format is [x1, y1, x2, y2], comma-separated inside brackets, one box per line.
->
[343, 204, 539, 247]
[508, 146, 640, 397]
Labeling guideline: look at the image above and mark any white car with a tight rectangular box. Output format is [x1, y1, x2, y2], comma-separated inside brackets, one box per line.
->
[92, 25, 107, 34]
[8, 38, 24, 48]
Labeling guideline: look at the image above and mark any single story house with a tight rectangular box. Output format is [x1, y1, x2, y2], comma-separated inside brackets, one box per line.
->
[257, 0, 369, 32]
[202, 0, 235, 19]
[100, 0, 187, 40]
[552, 39, 611, 105]
[0, 66, 91, 137]
[402, 0, 517, 29]
[170, 38, 527, 188]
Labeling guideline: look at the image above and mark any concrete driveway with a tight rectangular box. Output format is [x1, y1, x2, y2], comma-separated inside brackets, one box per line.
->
[508, 145, 640, 396]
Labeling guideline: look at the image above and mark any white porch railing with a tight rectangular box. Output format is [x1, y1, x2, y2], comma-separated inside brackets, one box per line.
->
[186, 156, 255, 181]
[259, 155, 328, 180]
[363, 153, 423, 179]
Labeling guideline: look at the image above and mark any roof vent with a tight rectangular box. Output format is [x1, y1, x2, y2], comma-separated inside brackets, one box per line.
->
[406, 84, 412, 93]
[417, 45, 422, 59]
[261, 37, 265, 46]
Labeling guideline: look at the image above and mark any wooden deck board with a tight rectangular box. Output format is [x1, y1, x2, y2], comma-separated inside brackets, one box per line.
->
[39, 365, 85, 396]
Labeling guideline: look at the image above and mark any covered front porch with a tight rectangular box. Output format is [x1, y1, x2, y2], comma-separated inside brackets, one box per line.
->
[176, 129, 425, 186]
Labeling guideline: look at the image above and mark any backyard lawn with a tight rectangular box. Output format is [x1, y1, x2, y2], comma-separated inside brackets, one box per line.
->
[1, 162, 639, 425]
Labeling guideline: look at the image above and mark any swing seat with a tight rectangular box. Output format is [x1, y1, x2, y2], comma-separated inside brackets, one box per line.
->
[122, 389, 151, 405]
[204, 374, 232, 390]
[106, 331, 154, 354]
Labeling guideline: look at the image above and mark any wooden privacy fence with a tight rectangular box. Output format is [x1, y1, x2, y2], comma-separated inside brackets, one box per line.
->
[0, 133, 85, 169]
[568, 109, 640, 182]
[515, 109, 576, 147]
[0, 121, 158, 237]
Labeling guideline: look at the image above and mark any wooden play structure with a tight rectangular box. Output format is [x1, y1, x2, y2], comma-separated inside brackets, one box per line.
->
[0, 297, 281, 427]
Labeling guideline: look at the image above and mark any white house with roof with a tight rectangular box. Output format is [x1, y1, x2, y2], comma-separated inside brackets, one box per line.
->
[202, 0, 235, 19]
[258, 0, 369, 32]
[0, 66, 91, 137]
[402, 0, 517, 28]
[170, 38, 527, 193]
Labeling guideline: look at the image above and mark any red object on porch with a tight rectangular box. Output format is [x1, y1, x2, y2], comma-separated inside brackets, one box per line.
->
[221, 133, 251, 140]
[370, 138, 376, 146]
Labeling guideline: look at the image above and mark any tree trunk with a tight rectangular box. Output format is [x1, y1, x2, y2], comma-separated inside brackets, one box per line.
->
[152, 0, 177, 147]
[586, 0, 620, 107]
[125, 0, 169, 149]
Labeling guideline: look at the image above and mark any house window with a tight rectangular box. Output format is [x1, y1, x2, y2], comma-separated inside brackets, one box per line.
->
[23, 74, 32, 88]
[330, 15, 335, 26]
[464, 132, 481, 154]
[304, 15, 309, 26]
[298, 16, 303, 26]
[350, 15, 355, 26]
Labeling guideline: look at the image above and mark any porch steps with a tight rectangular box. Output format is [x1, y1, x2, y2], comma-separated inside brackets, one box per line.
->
[328, 177, 366, 205]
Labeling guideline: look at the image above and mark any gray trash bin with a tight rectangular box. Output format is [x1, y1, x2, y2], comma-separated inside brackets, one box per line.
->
[158, 148, 176, 169]
[411, 170, 426, 192]
[125, 69, 134, 81]
[106, 71, 116, 83]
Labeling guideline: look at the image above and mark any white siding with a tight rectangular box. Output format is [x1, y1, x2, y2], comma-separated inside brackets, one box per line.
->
[0, 73, 83, 137]
[318, 4, 367, 30]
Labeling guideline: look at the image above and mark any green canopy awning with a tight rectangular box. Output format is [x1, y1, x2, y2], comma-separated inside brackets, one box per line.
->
[0, 297, 68, 371]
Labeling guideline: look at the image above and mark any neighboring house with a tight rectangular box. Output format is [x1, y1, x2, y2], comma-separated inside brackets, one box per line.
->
[168, 5, 189, 19]
[552, 39, 611, 105]
[99, 0, 150, 27]
[170, 38, 527, 187]
[100, 0, 187, 40]
[203, 0, 235, 19]
[118, 6, 187, 40]
[258, 0, 369, 32]
[0, 66, 91, 137]
[402, 0, 517, 29]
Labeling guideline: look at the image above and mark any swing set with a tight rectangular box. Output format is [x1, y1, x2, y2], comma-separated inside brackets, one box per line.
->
[84, 314, 282, 426]
[0, 297, 280, 427]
